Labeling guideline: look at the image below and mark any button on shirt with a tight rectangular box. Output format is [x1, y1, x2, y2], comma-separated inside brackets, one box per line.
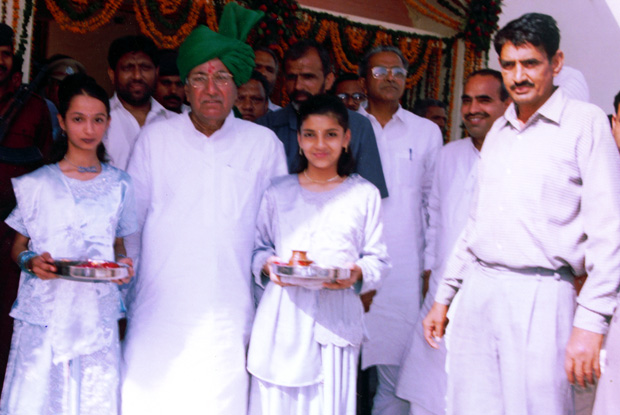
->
[435, 88, 620, 334]
[104, 94, 175, 170]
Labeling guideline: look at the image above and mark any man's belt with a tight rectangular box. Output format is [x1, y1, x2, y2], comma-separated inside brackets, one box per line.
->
[478, 259, 574, 279]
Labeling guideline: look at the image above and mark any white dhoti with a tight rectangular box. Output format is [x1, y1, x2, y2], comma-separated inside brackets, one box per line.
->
[447, 263, 576, 415]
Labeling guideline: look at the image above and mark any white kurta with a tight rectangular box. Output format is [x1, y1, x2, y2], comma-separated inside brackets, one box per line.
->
[358, 106, 442, 368]
[103, 94, 174, 170]
[121, 111, 287, 415]
[396, 138, 479, 414]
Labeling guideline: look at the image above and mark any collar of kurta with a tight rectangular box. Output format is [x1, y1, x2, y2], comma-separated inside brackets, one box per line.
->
[503, 87, 566, 130]
[110, 93, 171, 119]
[187, 109, 237, 139]
[359, 104, 405, 125]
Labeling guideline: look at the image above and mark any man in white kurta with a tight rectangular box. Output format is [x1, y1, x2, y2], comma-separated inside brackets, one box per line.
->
[358, 46, 442, 415]
[121, 5, 287, 414]
[103, 35, 174, 170]
[396, 70, 510, 415]
[424, 13, 620, 415]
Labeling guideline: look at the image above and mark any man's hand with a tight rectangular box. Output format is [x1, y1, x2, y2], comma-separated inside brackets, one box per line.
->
[423, 301, 449, 349]
[564, 327, 604, 387]
[360, 290, 377, 312]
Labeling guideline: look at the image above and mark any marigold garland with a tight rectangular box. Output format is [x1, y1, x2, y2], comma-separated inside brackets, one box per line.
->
[12, 0, 20, 33]
[204, 0, 221, 32]
[16, 0, 34, 58]
[44, 0, 123, 34]
[134, 0, 201, 49]
[159, 0, 183, 15]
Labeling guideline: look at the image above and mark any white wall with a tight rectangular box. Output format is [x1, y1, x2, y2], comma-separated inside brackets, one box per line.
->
[488, 0, 620, 114]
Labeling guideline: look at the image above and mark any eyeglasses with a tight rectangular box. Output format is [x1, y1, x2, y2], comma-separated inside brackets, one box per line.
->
[187, 72, 234, 88]
[336, 92, 367, 102]
[370, 66, 407, 80]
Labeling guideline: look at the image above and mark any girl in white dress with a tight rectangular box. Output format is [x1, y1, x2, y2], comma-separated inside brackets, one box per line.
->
[0, 74, 136, 414]
[247, 94, 390, 415]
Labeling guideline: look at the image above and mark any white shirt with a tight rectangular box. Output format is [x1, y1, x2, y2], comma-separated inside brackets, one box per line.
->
[121, 111, 287, 414]
[268, 99, 281, 111]
[396, 137, 480, 409]
[424, 137, 480, 290]
[359, 105, 442, 367]
[104, 94, 174, 170]
[435, 88, 620, 334]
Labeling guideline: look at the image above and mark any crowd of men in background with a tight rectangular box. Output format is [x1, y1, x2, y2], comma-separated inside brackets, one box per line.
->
[0, 9, 619, 415]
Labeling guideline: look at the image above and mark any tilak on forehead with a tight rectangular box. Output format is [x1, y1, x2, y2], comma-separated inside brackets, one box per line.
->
[177, 2, 263, 86]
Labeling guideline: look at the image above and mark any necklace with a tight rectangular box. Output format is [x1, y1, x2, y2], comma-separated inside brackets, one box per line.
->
[303, 170, 341, 184]
[63, 156, 100, 173]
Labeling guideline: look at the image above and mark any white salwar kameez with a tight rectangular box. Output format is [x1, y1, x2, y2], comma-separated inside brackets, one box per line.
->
[358, 106, 442, 414]
[121, 111, 287, 415]
[247, 175, 389, 415]
[395, 138, 480, 415]
[0, 164, 136, 415]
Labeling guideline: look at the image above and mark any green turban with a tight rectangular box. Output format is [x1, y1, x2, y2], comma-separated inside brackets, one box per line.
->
[177, 2, 263, 86]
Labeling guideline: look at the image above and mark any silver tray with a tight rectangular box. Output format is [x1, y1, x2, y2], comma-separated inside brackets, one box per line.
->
[271, 263, 350, 282]
[54, 259, 129, 282]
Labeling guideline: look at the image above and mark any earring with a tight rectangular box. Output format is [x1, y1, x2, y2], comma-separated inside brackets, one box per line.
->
[299, 147, 303, 156]
[343, 146, 349, 153]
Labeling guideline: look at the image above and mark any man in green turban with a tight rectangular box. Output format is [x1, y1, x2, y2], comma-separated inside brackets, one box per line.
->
[121, 4, 287, 414]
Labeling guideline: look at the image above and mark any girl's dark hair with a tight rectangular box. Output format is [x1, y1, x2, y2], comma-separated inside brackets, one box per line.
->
[51, 74, 110, 163]
[293, 94, 356, 176]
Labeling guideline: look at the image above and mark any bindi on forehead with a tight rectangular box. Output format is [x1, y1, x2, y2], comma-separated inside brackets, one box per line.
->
[204, 61, 218, 73]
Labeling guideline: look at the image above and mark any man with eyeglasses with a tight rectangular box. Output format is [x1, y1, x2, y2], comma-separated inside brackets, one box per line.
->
[121, 4, 287, 415]
[257, 39, 388, 198]
[358, 45, 443, 415]
[104, 35, 174, 170]
[333, 72, 367, 112]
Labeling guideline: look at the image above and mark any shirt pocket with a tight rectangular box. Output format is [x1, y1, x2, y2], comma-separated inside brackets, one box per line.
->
[394, 150, 422, 188]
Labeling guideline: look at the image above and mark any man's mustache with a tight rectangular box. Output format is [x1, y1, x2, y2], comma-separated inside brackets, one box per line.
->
[510, 81, 534, 90]
[291, 90, 313, 102]
[465, 112, 489, 120]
